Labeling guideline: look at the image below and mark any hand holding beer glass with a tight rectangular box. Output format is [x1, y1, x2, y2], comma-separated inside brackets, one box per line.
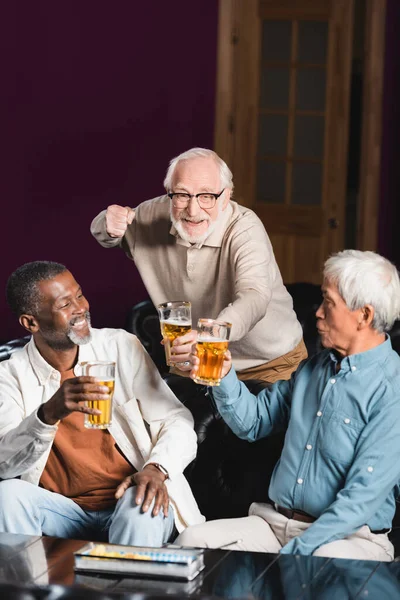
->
[193, 319, 231, 386]
[79, 361, 115, 429]
[157, 301, 192, 367]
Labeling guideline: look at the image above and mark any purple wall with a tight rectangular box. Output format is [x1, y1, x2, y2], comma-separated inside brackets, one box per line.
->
[378, 0, 400, 266]
[0, 1, 218, 341]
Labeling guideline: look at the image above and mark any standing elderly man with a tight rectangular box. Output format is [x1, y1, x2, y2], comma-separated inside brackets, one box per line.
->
[177, 250, 400, 561]
[90, 147, 305, 382]
[0, 261, 204, 545]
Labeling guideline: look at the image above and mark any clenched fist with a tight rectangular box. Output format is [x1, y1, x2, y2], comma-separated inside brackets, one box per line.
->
[105, 204, 135, 238]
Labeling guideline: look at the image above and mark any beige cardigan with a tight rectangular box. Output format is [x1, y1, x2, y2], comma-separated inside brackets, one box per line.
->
[91, 196, 303, 371]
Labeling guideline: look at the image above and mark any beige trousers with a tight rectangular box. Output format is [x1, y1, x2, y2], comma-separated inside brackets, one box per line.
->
[176, 503, 394, 562]
[237, 339, 308, 383]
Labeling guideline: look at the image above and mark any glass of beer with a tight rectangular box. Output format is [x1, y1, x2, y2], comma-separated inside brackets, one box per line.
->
[193, 319, 231, 386]
[157, 301, 192, 366]
[80, 361, 115, 429]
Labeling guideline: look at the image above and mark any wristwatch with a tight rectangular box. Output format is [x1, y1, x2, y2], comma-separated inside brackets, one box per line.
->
[150, 463, 169, 478]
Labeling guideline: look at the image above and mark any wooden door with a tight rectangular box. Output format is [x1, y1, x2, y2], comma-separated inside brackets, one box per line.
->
[215, 0, 354, 283]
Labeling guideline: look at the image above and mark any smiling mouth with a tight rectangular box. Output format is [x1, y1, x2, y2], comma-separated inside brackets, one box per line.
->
[70, 318, 87, 329]
[183, 219, 207, 226]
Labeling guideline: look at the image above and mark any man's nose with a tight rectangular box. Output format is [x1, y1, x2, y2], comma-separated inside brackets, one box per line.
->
[72, 299, 86, 313]
[315, 303, 324, 319]
[186, 196, 201, 216]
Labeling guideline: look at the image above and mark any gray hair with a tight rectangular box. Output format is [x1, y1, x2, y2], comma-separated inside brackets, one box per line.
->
[6, 261, 68, 317]
[163, 147, 234, 192]
[323, 250, 400, 333]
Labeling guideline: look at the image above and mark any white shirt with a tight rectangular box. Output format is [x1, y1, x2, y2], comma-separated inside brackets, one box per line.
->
[0, 328, 205, 532]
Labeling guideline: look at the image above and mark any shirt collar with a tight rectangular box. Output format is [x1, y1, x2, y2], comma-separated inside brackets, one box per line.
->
[169, 202, 233, 249]
[329, 335, 393, 373]
[27, 334, 97, 384]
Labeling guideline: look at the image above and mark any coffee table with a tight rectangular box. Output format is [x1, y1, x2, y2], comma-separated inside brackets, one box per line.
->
[1, 532, 400, 598]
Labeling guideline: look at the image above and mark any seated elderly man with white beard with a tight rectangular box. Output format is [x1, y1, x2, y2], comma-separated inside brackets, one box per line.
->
[0, 261, 204, 545]
[90, 147, 306, 383]
[177, 250, 400, 562]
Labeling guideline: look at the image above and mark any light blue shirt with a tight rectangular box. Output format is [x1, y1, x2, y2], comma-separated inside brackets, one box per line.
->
[211, 337, 400, 555]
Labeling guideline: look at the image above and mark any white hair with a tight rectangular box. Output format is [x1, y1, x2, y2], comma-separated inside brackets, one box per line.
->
[163, 147, 233, 192]
[323, 249, 400, 333]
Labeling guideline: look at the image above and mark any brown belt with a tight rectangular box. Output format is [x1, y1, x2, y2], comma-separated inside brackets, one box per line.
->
[276, 506, 389, 534]
[276, 505, 316, 523]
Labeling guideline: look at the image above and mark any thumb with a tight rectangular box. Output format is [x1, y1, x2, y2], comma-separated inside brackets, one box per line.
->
[126, 207, 135, 225]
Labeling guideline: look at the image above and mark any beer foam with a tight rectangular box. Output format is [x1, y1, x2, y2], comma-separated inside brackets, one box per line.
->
[161, 320, 192, 326]
[197, 337, 226, 343]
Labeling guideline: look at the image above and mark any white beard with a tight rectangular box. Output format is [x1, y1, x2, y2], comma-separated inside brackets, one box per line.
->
[170, 200, 223, 244]
[67, 312, 92, 346]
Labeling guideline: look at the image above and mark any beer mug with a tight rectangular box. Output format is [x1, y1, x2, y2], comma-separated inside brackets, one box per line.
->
[157, 301, 192, 366]
[194, 319, 231, 386]
[79, 361, 115, 429]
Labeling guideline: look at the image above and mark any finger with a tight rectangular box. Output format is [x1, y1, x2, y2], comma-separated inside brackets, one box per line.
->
[135, 481, 148, 507]
[68, 379, 111, 397]
[189, 352, 200, 365]
[115, 476, 133, 500]
[70, 376, 106, 386]
[190, 365, 199, 379]
[173, 361, 192, 372]
[64, 400, 102, 415]
[141, 482, 158, 513]
[162, 489, 169, 518]
[107, 204, 128, 217]
[173, 330, 197, 346]
[152, 487, 166, 517]
[170, 344, 191, 357]
[125, 207, 135, 224]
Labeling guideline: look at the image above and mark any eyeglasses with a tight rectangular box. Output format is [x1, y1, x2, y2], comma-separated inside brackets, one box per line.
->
[168, 189, 225, 209]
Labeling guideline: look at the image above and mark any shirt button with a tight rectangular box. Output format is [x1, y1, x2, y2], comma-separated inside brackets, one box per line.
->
[316, 411, 322, 417]
[297, 478, 304, 485]
[330, 378, 336, 384]
[352, 366, 357, 371]
[306, 444, 312, 450]
[187, 264, 194, 272]
[344, 418, 351, 424]
[367, 466, 374, 473]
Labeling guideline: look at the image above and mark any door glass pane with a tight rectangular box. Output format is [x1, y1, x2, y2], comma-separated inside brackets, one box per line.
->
[260, 68, 290, 109]
[294, 116, 325, 159]
[261, 20, 291, 62]
[258, 115, 288, 156]
[296, 69, 326, 111]
[257, 161, 286, 203]
[292, 162, 322, 205]
[298, 21, 328, 64]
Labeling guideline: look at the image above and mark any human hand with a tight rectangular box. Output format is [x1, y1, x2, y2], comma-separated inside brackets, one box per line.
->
[168, 329, 198, 371]
[115, 464, 169, 517]
[189, 347, 232, 381]
[105, 204, 135, 238]
[39, 377, 110, 425]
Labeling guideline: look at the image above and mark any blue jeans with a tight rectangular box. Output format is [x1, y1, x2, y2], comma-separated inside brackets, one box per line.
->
[0, 479, 176, 547]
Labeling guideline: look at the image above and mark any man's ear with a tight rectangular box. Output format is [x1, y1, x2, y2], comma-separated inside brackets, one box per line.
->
[19, 313, 39, 333]
[358, 304, 374, 329]
[222, 188, 232, 210]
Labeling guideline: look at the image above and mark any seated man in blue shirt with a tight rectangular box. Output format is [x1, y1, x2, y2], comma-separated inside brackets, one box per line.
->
[177, 249, 400, 561]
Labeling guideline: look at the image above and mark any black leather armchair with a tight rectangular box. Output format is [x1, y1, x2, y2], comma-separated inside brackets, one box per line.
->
[0, 336, 30, 362]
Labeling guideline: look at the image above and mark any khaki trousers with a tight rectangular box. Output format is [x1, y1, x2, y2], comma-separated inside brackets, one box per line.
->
[176, 503, 394, 562]
[237, 339, 308, 383]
